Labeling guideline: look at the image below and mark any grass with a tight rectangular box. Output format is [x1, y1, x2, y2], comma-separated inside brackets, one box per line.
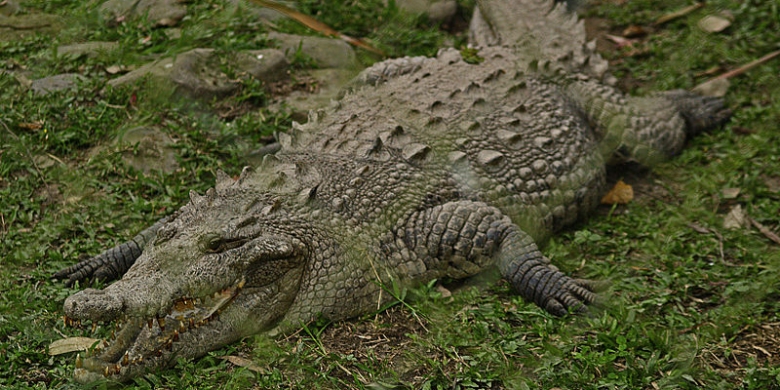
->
[1, 0, 779, 388]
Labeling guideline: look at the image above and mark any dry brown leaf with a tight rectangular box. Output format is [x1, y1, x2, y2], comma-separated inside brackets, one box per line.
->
[220, 355, 266, 373]
[692, 78, 730, 97]
[18, 121, 44, 130]
[698, 15, 731, 33]
[49, 337, 100, 355]
[601, 180, 634, 205]
[605, 34, 637, 49]
[105, 65, 125, 74]
[723, 204, 748, 230]
[721, 187, 741, 199]
[762, 175, 780, 193]
[622, 25, 648, 38]
[436, 284, 452, 298]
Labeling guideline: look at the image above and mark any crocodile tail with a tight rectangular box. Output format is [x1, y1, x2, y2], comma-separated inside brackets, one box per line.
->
[474, 0, 610, 81]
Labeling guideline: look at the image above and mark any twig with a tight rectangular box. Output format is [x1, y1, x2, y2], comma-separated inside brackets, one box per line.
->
[654, 3, 704, 26]
[711, 49, 780, 81]
[748, 217, 780, 246]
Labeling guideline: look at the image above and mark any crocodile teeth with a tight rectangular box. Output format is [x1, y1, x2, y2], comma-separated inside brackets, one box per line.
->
[75, 354, 83, 368]
[157, 317, 165, 331]
[91, 322, 97, 333]
[122, 352, 129, 366]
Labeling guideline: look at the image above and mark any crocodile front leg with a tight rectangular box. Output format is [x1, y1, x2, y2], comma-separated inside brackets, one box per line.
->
[54, 216, 169, 286]
[384, 200, 596, 315]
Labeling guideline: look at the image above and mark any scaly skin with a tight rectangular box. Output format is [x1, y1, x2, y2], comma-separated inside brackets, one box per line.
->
[55, 0, 730, 383]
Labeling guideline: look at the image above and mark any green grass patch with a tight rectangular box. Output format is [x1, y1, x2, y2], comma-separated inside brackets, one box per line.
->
[1, 0, 779, 389]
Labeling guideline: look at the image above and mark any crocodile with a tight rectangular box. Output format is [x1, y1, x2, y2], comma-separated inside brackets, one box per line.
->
[54, 0, 730, 383]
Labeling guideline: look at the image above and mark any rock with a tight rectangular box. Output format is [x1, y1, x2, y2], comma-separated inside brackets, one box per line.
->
[57, 41, 119, 59]
[277, 68, 358, 121]
[233, 49, 289, 82]
[0, 0, 20, 17]
[0, 13, 64, 40]
[392, 0, 457, 24]
[169, 49, 238, 98]
[225, 0, 286, 21]
[99, 0, 186, 27]
[31, 73, 86, 96]
[268, 32, 361, 70]
[108, 49, 238, 99]
[117, 126, 179, 174]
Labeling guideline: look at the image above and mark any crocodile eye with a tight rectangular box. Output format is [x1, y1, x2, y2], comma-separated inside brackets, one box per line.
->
[205, 236, 223, 253]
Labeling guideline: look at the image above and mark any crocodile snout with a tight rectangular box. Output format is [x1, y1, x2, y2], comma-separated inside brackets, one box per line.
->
[64, 288, 124, 323]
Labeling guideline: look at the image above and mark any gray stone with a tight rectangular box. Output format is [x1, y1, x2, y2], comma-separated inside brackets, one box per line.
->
[233, 49, 289, 82]
[99, 0, 186, 26]
[108, 49, 238, 99]
[276, 68, 360, 122]
[268, 32, 361, 70]
[31, 73, 86, 96]
[0, 0, 20, 17]
[169, 49, 238, 98]
[117, 126, 179, 174]
[57, 41, 119, 59]
[0, 13, 64, 40]
[392, 0, 457, 24]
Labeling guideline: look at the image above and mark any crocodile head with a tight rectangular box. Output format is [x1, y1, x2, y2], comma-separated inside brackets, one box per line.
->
[63, 178, 312, 383]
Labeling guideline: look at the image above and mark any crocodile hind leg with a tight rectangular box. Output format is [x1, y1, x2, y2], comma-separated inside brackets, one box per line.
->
[566, 79, 731, 166]
[54, 216, 168, 286]
[385, 200, 596, 315]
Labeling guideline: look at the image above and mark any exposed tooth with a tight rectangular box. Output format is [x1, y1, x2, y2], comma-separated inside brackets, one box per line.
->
[237, 278, 246, 289]
[155, 349, 163, 357]
[104, 366, 110, 377]
[91, 322, 97, 333]
[157, 317, 166, 331]
[75, 354, 83, 368]
[179, 321, 186, 332]
[172, 330, 179, 342]
[122, 352, 129, 366]
[110, 330, 115, 340]
[102, 340, 109, 348]
[189, 318, 196, 329]
[147, 319, 153, 329]
[114, 364, 121, 375]
[165, 339, 173, 350]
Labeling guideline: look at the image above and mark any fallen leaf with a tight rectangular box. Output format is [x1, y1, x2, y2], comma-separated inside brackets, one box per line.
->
[105, 65, 124, 74]
[762, 175, 780, 193]
[723, 204, 748, 230]
[436, 284, 452, 298]
[220, 355, 266, 373]
[601, 180, 634, 205]
[49, 337, 100, 355]
[622, 25, 648, 38]
[721, 187, 741, 199]
[18, 121, 44, 130]
[692, 78, 730, 97]
[605, 34, 637, 49]
[732, 126, 756, 135]
[698, 15, 731, 33]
